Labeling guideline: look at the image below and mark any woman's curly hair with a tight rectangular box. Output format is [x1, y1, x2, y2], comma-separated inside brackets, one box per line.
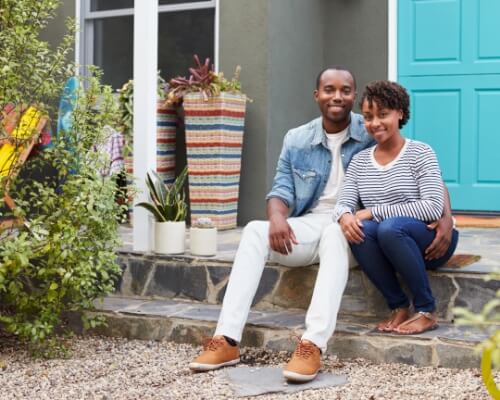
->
[360, 80, 410, 128]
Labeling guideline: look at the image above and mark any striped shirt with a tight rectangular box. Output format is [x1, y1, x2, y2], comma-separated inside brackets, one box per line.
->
[333, 139, 444, 223]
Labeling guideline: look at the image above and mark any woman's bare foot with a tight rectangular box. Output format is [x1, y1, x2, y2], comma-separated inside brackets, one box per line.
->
[377, 308, 411, 332]
[393, 311, 438, 334]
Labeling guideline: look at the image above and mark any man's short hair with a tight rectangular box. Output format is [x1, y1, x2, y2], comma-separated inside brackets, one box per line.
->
[315, 66, 356, 90]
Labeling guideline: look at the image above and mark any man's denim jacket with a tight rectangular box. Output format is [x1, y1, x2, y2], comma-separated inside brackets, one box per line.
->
[266, 113, 375, 217]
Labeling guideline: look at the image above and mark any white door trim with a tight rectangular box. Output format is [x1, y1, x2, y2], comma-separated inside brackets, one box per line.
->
[388, 0, 398, 81]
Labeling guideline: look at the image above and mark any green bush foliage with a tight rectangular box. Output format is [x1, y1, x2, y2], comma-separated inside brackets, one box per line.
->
[0, 0, 124, 353]
[454, 270, 500, 397]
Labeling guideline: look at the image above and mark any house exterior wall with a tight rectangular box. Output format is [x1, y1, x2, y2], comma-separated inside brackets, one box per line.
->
[42, 1, 390, 224]
[219, 0, 270, 222]
[323, 0, 388, 113]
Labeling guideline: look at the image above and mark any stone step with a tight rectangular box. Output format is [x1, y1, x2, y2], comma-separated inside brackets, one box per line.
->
[116, 250, 499, 322]
[75, 296, 490, 369]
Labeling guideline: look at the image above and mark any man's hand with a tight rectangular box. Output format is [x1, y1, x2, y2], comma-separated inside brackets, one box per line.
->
[339, 213, 364, 244]
[355, 208, 373, 221]
[268, 214, 298, 255]
[425, 214, 453, 260]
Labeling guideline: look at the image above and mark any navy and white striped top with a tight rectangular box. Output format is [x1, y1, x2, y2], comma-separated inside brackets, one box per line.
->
[333, 139, 444, 223]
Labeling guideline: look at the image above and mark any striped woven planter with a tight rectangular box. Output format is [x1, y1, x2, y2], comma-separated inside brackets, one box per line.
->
[183, 92, 246, 230]
[156, 102, 178, 185]
[125, 101, 178, 217]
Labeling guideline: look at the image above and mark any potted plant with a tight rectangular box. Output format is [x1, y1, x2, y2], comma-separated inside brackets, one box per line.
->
[190, 217, 217, 256]
[165, 55, 248, 230]
[118, 75, 178, 223]
[136, 167, 188, 254]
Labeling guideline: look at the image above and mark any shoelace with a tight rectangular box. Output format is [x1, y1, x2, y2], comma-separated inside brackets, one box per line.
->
[202, 337, 225, 352]
[293, 340, 316, 359]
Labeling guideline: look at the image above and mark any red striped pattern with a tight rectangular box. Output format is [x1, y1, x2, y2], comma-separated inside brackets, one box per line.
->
[183, 92, 247, 230]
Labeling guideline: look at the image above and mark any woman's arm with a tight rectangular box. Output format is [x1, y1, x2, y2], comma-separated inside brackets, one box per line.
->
[333, 155, 362, 222]
[371, 144, 445, 222]
[334, 155, 366, 243]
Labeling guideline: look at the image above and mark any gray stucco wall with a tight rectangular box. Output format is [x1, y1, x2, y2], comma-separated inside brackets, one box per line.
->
[324, 0, 388, 112]
[219, 0, 270, 222]
[220, 0, 328, 223]
[42, 0, 389, 225]
[222, 0, 388, 224]
[267, 0, 325, 188]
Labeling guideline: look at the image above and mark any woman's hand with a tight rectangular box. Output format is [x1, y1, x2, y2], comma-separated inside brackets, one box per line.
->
[355, 208, 373, 221]
[339, 213, 365, 244]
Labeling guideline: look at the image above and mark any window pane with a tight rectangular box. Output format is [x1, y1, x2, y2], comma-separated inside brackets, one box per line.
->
[159, 0, 208, 5]
[91, 8, 214, 89]
[91, 0, 134, 12]
[158, 8, 214, 80]
[93, 16, 133, 89]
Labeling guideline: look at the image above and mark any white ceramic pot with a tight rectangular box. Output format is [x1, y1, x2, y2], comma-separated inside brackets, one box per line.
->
[189, 227, 217, 256]
[155, 221, 186, 254]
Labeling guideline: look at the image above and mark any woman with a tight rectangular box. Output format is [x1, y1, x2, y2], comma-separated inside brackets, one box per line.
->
[333, 80, 459, 335]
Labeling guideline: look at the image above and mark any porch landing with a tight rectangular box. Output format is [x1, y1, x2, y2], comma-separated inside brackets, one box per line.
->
[93, 225, 500, 369]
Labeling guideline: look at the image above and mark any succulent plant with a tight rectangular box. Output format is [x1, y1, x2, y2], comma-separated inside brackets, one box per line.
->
[165, 55, 243, 106]
[193, 217, 215, 229]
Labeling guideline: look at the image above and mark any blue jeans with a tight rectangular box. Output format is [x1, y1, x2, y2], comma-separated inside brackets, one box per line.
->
[350, 217, 459, 313]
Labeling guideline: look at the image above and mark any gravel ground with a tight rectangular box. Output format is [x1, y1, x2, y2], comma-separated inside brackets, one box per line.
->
[0, 336, 493, 400]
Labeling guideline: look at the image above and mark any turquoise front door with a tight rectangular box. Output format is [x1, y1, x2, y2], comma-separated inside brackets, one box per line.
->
[398, 0, 500, 212]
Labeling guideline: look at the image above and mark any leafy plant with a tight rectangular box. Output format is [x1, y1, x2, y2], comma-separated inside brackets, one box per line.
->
[165, 54, 244, 106]
[0, 0, 124, 356]
[454, 270, 500, 398]
[117, 73, 166, 156]
[136, 167, 188, 222]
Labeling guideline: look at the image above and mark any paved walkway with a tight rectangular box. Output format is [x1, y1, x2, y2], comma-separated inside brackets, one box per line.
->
[0, 336, 491, 399]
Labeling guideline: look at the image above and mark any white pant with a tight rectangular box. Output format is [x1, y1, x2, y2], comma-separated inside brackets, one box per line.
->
[215, 213, 355, 352]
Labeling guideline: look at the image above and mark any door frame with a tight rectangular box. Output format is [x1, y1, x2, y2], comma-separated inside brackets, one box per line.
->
[388, 0, 398, 80]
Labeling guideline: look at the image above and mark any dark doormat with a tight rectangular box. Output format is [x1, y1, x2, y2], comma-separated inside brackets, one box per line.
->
[224, 366, 347, 397]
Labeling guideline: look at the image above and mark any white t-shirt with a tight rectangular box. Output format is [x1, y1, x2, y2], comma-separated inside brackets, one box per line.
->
[310, 127, 348, 214]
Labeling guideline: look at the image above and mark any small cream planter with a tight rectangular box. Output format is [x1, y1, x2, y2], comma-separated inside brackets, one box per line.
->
[189, 227, 217, 256]
[155, 221, 186, 254]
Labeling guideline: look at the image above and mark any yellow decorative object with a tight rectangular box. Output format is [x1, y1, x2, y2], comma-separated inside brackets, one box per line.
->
[0, 143, 17, 177]
[11, 106, 42, 139]
[481, 336, 500, 400]
[0, 106, 42, 177]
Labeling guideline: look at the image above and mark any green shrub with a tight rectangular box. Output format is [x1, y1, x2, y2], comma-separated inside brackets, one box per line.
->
[454, 270, 500, 397]
[0, 0, 125, 355]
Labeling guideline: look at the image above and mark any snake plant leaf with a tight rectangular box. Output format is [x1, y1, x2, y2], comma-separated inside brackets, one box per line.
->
[150, 170, 168, 206]
[138, 167, 188, 222]
[136, 202, 166, 222]
[145, 172, 161, 206]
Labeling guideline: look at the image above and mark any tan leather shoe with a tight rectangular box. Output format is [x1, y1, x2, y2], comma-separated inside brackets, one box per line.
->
[189, 335, 240, 372]
[283, 339, 321, 382]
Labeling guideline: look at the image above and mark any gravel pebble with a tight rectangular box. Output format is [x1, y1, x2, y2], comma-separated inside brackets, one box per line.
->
[0, 336, 493, 399]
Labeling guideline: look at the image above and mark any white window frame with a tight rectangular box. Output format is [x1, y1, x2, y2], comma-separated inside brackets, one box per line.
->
[77, 0, 219, 74]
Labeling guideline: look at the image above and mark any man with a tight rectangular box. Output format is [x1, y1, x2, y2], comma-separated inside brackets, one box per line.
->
[189, 67, 454, 382]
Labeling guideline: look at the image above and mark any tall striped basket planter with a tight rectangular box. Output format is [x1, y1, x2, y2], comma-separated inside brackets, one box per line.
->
[125, 100, 178, 220]
[183, 92, 246, 230]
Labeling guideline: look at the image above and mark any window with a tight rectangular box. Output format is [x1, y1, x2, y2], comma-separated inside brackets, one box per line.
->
[80, 1, 217, 89]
